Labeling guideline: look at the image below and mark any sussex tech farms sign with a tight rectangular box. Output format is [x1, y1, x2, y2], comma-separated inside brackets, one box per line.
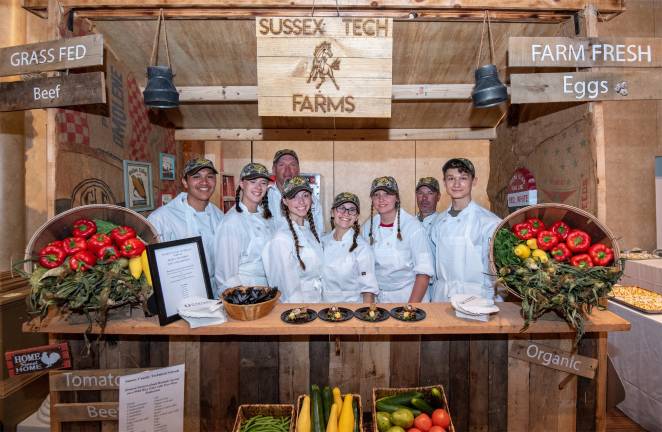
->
[256, 17, 393, 118]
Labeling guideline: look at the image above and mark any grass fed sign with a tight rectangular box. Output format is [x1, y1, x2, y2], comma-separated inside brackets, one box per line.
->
[256, 17, 392, 117]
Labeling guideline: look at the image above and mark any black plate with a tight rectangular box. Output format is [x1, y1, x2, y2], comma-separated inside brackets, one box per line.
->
[318, 307, 354, 323]
[281, 308, 318, 324]
[354, 306, 390, 322]
[390, 306, 426, 322]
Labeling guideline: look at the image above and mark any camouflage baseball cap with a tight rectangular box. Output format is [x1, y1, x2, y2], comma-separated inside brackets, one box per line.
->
[282, 175, 312, 199]
[370, 176, 399, 196]
[416, 176, 440, 192]
[183, 157, 218, 177]
[442, 158, 476, 177]
[273, 149, 299, 165]
[240, 162, 270, 181]
[332, 192, 360, 213]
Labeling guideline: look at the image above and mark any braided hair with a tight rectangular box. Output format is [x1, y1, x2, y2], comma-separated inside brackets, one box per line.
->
[396, 200, 403, 241]
[235, 186, 243, 213]
[306, 211, 321, 243]
[350, 221, 360, 252]
[281, 201, 306, 270]
[368, 204, 375, 245]
[330, 216, 335, 230]
[261, 193, 272, 219]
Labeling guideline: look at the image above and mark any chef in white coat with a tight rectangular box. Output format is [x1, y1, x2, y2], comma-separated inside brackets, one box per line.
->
[148, 158, 224, 296]
[263, 176, 324, 303]
[267, 149, 324, 230]
[416, 177, 442, 235]
[214, 163, 273, 293]
[361, 176, 434, 303]
[322, 192, 379, 303]
[430, 158, 501, 302]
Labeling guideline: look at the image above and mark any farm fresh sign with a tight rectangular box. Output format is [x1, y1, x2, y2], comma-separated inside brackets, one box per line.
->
[256, 17, 393, 118]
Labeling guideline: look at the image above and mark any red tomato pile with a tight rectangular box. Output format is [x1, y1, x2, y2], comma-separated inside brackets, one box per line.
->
[512, 218, 614, 268]
[37, 218, 145, 272]
[407, 409, 452, 432]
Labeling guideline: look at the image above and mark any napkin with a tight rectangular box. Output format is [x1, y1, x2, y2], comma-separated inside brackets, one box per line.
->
[178, 297, 227, 328]
[450, 294, 499, 322]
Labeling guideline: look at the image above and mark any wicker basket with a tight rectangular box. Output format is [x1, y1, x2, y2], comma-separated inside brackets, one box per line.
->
[296, 393, 363, 432]
[232, 404, 295, 432]
[372, 385, 455, 432]
[24, 204, 159, 272]
[222, 288, 281, 321]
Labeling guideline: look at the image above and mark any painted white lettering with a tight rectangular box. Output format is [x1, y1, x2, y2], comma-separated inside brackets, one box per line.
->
[592, 44, 602, 62]
[541, 45, 554, 62]
[569, 44, 584, 62]
[639, 44, 652, 63]
[531, 44, 542, 62]
[556, 44, 567, 62]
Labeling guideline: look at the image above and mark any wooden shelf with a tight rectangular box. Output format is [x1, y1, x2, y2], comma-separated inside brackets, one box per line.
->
[23, 302, 630, 337]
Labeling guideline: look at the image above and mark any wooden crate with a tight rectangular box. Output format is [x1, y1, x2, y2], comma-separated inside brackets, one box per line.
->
[372, 385, 455, 432]
[232, 404, 295, 432]
[296, 392, 363, 432]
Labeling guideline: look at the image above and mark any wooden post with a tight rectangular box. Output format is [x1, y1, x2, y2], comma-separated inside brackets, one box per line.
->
[46, 0, 64, 218]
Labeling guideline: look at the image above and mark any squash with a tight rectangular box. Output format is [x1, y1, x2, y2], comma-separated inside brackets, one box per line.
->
[297, 395, 312, 432]
[338, 394, 354, 432]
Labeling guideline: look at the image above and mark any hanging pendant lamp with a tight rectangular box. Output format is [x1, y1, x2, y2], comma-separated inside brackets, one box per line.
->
[144, 9, 179, 109]
[471, 11, 508, 109]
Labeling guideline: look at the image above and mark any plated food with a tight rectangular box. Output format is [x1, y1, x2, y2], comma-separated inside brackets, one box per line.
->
[610, 285, 662, 314]
[281, 308, 318, 324]
[318, 306, 354, 322]
[390, 304, 426, 322]
[354, 304, 390, 322]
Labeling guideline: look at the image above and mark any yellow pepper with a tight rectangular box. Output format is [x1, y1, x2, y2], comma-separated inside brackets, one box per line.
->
[532, 249, 549, 263]
[526, 238, 538, 250]
[128, 256, 142, 279]
[140, 250, 152, 286]
[513, 244, 531, 259]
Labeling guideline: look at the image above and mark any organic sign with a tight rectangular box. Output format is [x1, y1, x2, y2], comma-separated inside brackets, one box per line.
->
[510, 70, 662, 104]
[507, 167, 537, 210]
[256, 17, 393, 117]
[509, 340, 597, 379]
[509, 37, 662, 68]
[0, 72, 106, 111]
[5, 342, 71, 376]
[0, 34, 103, 77]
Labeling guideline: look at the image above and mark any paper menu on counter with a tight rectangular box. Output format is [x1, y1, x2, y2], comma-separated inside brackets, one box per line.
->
[118, 364, 185, 432]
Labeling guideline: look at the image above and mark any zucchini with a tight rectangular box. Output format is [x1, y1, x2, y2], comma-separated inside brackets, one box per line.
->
[374, 400, 421, 417]
[311, 385, 323, 432]
[352, 399, 360, 432]
[429, 387, 444, 408]
[376, 392, 424, 406]
[410, 397, 434, 415]
[322, 386, 332, 425]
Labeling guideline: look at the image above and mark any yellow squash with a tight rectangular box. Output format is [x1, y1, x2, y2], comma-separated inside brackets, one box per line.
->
[332, 387, 343, 417]
[297, 395, 311, 432]
[337, 395, 354, 432]
[128, 256, 142, 279]
[325, 403, 338, 432]
[140, 250, 152, 286]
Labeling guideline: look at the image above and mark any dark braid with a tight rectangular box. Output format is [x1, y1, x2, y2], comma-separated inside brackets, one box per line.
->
[235, 186, 242, 213]
[349, 221, 360, 252]
[307, 210, 321, 243]
[282, 202, 305, 270]
[369, 204, 375, 245]
[396, 200, 403, 241]
[261, 193, 272, 219]
[330, 216, 335, 230]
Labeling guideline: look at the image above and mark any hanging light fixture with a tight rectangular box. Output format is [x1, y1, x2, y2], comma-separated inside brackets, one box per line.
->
[144, 9, 179, 109]
[472, 11, 508, 109]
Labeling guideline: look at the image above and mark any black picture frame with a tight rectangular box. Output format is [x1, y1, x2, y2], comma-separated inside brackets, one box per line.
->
[147, 236, 213, 326]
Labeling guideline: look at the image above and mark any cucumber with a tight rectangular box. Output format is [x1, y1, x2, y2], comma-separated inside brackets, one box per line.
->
[311, 385, 324, 432]
[352, 398, 360, 432]
[410, 397, 434, 415]
[376, 391, 424, 406]
[429, 387, 444, 408]
[322, 386, 332, 425]
[375, 400, 421, 417]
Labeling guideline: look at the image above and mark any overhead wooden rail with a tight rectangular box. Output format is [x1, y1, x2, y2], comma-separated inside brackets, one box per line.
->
[22, 0, 625, 22]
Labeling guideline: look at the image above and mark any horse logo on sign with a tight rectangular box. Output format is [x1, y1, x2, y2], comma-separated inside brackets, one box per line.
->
[307, 41, 341, 90]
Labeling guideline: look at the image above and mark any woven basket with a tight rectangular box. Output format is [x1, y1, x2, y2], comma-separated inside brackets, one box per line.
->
[222, 288, 281, 321]
[296, 393, 363, 432]
[372, 385, 454, 432]
[232, 404, 295, 432]
[24, 204, 158, 272]
[488, 203, 621, 297]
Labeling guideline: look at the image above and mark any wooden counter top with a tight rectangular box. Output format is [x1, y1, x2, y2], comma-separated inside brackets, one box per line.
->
[23, 302, 630, 336]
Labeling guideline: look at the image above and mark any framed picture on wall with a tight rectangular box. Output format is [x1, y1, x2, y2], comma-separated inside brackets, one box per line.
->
[159, 153, 176, 180]
[123, 160, 154, 212]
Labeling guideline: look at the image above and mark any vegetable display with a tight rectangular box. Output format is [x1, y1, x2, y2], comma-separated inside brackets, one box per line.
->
[240, 415, 291, 432]
[375, 388, 452, 432]
[296, 385, 358, 432]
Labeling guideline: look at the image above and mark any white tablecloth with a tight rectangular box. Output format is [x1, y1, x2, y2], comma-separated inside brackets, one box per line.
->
[608, 301, 662, 432]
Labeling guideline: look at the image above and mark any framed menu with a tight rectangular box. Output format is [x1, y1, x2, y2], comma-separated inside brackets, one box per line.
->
[147, 237, 213, 325]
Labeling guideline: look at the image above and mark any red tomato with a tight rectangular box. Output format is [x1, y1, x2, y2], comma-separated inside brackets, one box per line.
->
[431, 409, 451, 429]
[414, 413, 432, 432]
[428, 426, 446, 432]
[408, 429, 423, 432]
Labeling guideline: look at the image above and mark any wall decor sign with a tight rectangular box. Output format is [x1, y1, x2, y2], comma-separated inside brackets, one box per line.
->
[256, 17, 393, 118]
[5, 342, 71, 376]
[509, 340, 597, 379]
[123, 160, 154, 212]
[159, 152, 176, 180]
[507, 167, 537, 211]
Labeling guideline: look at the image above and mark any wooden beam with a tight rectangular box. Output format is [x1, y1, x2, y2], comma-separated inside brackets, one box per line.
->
[174, 127, 497, 141]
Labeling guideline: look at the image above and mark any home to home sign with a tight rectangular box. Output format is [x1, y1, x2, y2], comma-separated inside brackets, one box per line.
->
[256, 17, 393, 117]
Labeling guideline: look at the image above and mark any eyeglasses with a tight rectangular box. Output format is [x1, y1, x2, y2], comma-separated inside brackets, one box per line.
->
[335, 206, 358, 216]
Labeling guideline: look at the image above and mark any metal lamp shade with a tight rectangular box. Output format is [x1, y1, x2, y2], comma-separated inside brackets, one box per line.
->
[143, 66, 179, 109]
[471, 64, 508, 109]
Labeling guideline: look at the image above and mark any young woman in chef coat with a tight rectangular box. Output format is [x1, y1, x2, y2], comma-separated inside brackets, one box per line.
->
[262, 176, 324, 302]
[361, 176, 435, 303]
[214, 163, 273, 292]
[321, 193, 379, 303]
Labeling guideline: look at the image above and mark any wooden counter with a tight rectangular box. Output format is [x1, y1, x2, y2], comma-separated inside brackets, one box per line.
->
[24, 302, 630, 336]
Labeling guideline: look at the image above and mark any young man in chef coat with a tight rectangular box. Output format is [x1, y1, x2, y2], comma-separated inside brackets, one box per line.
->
[267, 149, 324, 231]
[429, 158, 501, 302]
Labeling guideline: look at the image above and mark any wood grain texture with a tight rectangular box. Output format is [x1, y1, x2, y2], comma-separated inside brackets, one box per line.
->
[448, 337, 470, 432]
[360, 336, 390, 412]
[469, 337, 490, 432]
[419, 336, 450, 389]
[507, 336, 530, 432]
[239, 337, 279, 404]
[389, 335, 421, 388]
[488, 336, 508, 432]
[169, 336, 201, 432]
[328, 336, 361, 394]
[279, 335, 310, 403]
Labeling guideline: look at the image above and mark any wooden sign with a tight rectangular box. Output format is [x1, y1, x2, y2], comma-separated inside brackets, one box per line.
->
[509, 37, 662, 68]
[0, 72, 106, 111]
[256, 17, 393, 118]
[509, 340, 598, 379]
[5, 342, 71, 376]
[0, 34, 103, 77]
[511, 70, 662, 104]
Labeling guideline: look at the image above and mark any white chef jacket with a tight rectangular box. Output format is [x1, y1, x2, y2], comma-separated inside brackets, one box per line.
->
[262, 222, 324, 303]
[360, 209, 435, 303]
[321, 229, 379, 303]
[267, 185, 325, 233]
[419, 212, 441, 237]
[214, 202, 274, 293]
[147, 192, 224, 296]
[429, 200, 501, 302]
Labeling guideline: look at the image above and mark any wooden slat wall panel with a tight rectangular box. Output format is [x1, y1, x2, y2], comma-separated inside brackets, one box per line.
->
[448, 337, 470, 432]
[389, 336, 421, 388]
[65, 335, 101, 432]
[328, 336, 361, 395]
[557, 338, 577, 432]
[469, 337, 490, 432]
[199, 337, 240, 432]
[419, 336, 450, 389]
[360, 336, 390, 412]
[169, 336, 201, 432]
[529, 338, 563, 432]
[309, 336, 330, 389]
[576, 335, 598, 432]
[487, 336, 508, 432]
[279, 336, 310, 404]
[507, 336, 530, 432]
[239, 338, 280, 404]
